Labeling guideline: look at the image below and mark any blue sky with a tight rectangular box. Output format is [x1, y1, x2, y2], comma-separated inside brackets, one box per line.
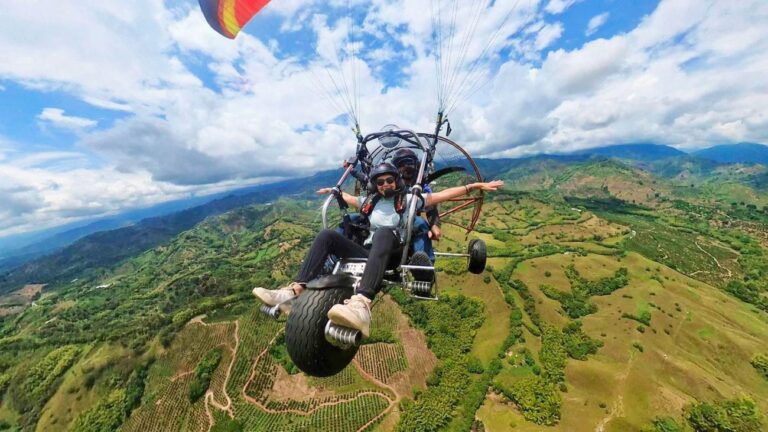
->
[0, 0, 767, 237]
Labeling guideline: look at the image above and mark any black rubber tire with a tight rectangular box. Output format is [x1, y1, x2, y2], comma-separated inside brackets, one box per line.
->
[467, 239, 487, 274]
[285, 282, 358, 377]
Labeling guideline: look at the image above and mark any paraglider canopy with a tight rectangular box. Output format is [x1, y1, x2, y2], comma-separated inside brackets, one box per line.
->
[198, 0, 271, 39]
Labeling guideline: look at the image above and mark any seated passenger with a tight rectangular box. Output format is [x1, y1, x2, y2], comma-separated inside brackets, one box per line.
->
[391, 148, 440, 268]
[253, 162, 504, 336]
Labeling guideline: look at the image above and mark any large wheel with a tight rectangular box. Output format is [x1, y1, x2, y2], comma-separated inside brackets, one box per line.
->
[285, 275, 358, 377]
[467, 239, 487, 274]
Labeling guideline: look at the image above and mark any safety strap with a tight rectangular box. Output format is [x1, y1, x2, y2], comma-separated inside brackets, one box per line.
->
[359, 192, 407, 217]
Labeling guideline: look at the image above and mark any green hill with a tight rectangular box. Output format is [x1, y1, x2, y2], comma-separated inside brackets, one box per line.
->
[1, 158, 768, 431]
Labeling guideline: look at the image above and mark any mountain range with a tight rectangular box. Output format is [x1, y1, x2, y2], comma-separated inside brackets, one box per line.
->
[2, 142, 767, 294]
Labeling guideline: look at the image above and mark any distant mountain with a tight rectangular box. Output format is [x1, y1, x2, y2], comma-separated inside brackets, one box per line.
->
[573, 143, 685, 161]
[0, 170, 339, 294]
[693, 142, 768, 165]
[0, 179, 301, 272]
[0, 191, 242, 262]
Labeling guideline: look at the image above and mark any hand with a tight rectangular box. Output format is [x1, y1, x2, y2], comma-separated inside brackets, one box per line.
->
[429, 224, 442, 241]
[316, 187, 333, 195]
[476, 180, 504, 192]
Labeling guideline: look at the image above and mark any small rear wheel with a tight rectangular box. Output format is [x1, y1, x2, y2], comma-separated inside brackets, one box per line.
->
[285, 275, 358, 377]
[467, 239, 487, 274]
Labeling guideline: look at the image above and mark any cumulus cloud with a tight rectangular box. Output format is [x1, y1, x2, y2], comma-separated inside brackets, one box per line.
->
[545, 0, 582, 15]
[586, 12, 609, 36]
[37, 108, 97, 131]
[535, 22, 564, 50]
[0, 152, 279, 237]
[1, 0, 768, 236]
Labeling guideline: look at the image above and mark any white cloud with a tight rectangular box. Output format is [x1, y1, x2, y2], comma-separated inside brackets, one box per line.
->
[81, 96, 133, 113]
[586, 12, 609, 36]
[545, 0, 582, 15]
[0, 1, 202, 115]
[37, 108, 97, 131]
[0, 156, 280, 237]
[535, 22, 564, 50]
[1, 0, 768, 236]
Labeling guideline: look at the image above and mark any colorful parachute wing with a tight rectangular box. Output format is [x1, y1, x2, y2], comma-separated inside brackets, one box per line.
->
[198, 0, 271, 39]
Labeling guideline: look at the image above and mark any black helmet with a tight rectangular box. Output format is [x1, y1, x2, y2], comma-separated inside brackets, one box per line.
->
[369, 162, 399, 180]
[367, 162, 403, 194]
[392, 148, 419, 167]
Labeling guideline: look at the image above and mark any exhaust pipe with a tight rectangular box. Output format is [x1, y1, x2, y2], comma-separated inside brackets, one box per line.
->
[259, 304, 281, 320]
[404, 280, 434, 297]
[324, 321, 361, 350]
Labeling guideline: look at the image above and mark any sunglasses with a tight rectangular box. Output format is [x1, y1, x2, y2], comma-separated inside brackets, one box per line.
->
[375, 177, 396, 186]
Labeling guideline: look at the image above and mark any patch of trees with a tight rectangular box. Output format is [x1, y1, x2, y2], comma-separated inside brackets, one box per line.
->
[0, 372, 9, 398]
[7, 345, 80, 430]
[498, 285, 525, 356]
[646, 397, 764, 432]
[397, 293, 484, 360]
[751, 353, 768, 381]
[269, 333, 299, 374]
[725, 280, 768, 312]
[189, 347, 224, 403]
[491, 263, 603, 426]
[493, 377, 561, 425]
[69, 390, 127, 432]
[561, 321, 603, 360]
[541, 266, 629, 318]
[212, 418, 244, 432]
[508, 279, 542, 330]
[622, 311, 652, 326]
[686, 397, 764, 431]
[124, 358, 154, 418]
[540, 284, 597, 318]
[393, 293, 486, 431]
[68, 356, 154, 431]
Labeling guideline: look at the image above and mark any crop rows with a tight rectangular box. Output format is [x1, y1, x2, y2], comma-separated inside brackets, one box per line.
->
[263, 389, 385, 413]
[226, 309, 281, 397]
[122, 377, 209, 432]
[233, 393, 390, 432]
[208, 344, 234, 406]
[357, 342, 407, 382]
[309, 365, 357, 389]
[123, 320, 238, 432]
[244, 350, 277, 402]
[165, 321, 235, 373]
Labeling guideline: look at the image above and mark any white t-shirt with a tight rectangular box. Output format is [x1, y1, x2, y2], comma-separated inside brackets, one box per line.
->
[357, 193, 425, 245]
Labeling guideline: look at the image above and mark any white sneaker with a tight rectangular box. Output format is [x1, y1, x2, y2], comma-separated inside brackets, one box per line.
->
[252, 282, 302, 313]
[327, 294, 372, 338]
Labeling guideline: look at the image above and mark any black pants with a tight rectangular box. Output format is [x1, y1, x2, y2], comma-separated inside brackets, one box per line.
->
[295, 229, 402, 300]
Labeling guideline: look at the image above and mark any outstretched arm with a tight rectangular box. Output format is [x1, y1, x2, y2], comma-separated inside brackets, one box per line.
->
[316, 187, 360, 209]
[424, 180, 504, 207]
